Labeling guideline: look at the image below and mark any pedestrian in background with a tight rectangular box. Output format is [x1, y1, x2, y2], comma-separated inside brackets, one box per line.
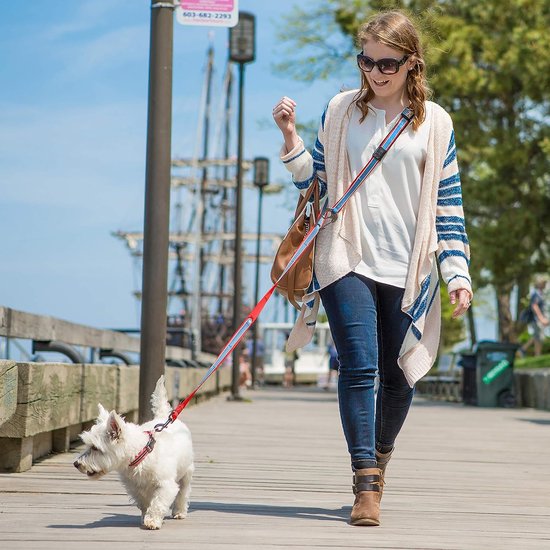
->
[520, 276, 549, 357]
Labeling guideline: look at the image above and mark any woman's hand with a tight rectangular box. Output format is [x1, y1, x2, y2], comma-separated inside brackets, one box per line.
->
[450, 288, 472, 318]
[273, 96, 300, 152]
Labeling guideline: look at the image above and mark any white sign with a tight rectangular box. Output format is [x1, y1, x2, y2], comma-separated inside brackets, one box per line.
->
[176, 0, 238, 27]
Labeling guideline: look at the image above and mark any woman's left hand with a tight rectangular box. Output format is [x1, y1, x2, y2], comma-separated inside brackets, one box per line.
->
[450, 288, 472, 318]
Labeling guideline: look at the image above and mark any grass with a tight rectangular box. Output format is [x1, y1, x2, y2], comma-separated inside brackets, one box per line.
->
[514, 353, 550, 370]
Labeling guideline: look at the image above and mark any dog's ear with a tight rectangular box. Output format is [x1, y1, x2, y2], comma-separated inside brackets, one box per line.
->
[107, 411, 123, 441]
[97, 404, 109, 423]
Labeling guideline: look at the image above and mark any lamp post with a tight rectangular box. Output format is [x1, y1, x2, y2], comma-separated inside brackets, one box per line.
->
[139, 0, 174, 423]
[229, 12, 255, 400]
[251, 157, 269, 387]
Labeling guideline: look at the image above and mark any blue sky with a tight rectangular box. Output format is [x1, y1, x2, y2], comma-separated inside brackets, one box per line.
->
[0, 0, 496, 341]
[0, 0, 344, 331]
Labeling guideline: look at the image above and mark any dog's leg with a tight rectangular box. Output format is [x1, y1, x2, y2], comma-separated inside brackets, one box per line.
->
[122, 479, 146, 516]
[172, 465, 194, 519]
[142, 480, 179, 530]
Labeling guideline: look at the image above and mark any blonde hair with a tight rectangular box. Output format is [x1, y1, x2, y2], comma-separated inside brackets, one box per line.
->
[354, 11, 430, 131]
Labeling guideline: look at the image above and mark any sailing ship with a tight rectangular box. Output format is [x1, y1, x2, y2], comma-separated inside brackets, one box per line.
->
[113, 42, 331, 384]
[113, 42, 284, 358]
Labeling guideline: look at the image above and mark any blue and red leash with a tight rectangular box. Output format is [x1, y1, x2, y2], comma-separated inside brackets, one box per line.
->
[129, 107, 414, 467]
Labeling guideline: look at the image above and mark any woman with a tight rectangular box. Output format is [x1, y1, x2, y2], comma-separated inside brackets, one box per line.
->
[272, 11, 473, 526]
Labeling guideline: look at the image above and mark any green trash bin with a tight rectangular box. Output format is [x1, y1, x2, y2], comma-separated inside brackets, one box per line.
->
[474, 341, 518, 407]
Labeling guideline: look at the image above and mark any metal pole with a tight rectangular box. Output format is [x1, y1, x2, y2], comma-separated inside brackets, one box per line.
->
[251, 185, 263, 387]
[139, 1, 174, 423]
[230, 62, 245, 401]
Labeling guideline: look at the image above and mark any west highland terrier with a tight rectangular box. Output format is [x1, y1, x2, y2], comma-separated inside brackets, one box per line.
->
[74, 376, 194, 530]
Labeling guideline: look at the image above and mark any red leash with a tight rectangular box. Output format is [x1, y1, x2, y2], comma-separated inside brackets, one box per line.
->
[129, 107, 414, 468]
[128, 213, 323, 468]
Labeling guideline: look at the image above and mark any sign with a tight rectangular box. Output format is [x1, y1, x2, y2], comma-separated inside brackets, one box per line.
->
[176, 0, 238, 27]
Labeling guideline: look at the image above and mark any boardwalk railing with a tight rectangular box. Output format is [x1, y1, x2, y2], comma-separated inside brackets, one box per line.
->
[0, 306, 215, 365]
[0, 307, 229, 474]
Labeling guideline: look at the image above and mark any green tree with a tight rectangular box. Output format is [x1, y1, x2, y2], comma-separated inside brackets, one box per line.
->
[440, 284, 466, 351]
[276, 0, 550, 342]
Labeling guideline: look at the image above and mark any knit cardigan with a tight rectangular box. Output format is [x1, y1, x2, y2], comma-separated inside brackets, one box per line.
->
[280, 90, 473, 387]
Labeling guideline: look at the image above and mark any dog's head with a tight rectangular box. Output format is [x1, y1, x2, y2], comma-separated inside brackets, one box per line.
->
[73, 404, 127, 479]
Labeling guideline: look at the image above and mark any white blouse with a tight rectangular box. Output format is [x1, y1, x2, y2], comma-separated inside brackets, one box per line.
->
[346, 103, 432, 288]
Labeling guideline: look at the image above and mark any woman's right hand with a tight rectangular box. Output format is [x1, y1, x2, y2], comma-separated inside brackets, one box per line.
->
[272, 96, 300, 152]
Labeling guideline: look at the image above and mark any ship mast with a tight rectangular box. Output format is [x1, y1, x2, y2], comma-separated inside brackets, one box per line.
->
[189, 38, 215, 357]
[113, 41, 283, 355]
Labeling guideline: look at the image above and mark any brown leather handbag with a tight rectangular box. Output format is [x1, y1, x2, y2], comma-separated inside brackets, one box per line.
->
[270, 179, 320, 310]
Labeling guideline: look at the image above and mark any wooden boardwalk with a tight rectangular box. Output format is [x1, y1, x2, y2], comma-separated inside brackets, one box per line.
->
[1, 386, 550, 549]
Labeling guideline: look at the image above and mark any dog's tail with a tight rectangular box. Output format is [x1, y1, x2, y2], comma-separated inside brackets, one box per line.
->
[150, 375, 172, 418]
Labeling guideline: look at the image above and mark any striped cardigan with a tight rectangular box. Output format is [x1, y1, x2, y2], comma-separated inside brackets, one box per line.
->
[281, 91, 472, 387]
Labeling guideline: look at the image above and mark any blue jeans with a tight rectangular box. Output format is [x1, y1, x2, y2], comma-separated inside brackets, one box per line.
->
[320, 272, 415, 471]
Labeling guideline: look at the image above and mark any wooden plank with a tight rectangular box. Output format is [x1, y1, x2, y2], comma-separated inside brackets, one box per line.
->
[0, 306, 141, 351]
[0, 306, 215, 363]
[0, 363, 82, 438]
[0, 388, 549, 548]
[0, 360, 17, 426]
[80, 364, 118, 421]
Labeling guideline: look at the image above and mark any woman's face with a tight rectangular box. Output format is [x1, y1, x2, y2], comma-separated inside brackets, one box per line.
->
[359, 39, 414, 101]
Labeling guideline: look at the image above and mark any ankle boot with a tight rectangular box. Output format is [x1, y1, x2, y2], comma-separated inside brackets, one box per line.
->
[350, 467, 381, 526]
[376, 448, 393, 499]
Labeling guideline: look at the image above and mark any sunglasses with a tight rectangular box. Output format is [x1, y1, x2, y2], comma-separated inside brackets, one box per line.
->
[356, 53, 409, 75]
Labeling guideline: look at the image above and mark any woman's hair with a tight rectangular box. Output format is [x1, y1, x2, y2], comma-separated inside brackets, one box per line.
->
[353, 11, 430, 130]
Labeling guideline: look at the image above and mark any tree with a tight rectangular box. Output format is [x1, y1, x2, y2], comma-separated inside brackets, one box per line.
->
[275, 0, 550, 342]
[440, 283, 466, 351]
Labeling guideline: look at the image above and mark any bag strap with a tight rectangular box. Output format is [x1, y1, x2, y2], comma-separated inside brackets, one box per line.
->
[293, 175, 320, 218]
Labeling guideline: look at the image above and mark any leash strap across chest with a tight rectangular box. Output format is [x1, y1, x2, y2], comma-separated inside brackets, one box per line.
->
[329, 106, 414, 217]
[130, 106, 414, 466]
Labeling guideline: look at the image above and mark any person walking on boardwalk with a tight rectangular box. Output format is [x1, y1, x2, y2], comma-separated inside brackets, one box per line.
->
[272, 10, 473, 526]
[519, 276, 549, 357]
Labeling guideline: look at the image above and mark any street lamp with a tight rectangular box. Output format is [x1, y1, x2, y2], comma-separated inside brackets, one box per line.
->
[229, 12, 256, 64]
[229, 12, 256, 401]
[251, 157, 269, 387]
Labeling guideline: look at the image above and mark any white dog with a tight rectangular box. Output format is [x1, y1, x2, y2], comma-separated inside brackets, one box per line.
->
[74, 376, 194, 530]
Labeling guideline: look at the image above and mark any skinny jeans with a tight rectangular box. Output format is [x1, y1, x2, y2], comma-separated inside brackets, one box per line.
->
[319, 272, 415, 470]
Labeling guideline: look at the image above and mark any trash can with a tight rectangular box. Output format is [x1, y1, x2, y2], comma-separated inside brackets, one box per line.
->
[458, 341, 518, 407]
[458, 352, 477, 405]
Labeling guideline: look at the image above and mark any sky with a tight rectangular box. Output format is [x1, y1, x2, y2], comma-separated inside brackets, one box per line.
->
[0, 0, 496, 344]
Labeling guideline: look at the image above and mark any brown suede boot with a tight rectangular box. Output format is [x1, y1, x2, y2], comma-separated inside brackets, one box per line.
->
[350, 467, 381, 526]
[375, 448, 393, 500]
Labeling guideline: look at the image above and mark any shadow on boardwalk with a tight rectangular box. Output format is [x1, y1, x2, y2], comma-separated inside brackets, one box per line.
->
[1, 386, 550, 549]
[192, 501, 350, 522]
